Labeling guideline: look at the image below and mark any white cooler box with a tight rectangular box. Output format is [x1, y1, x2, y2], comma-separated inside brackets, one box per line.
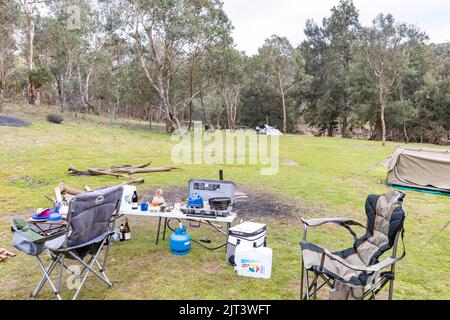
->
[227, 222, 267, 265]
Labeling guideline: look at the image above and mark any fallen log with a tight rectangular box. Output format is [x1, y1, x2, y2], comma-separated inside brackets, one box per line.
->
[122, 178, 145, 185]
[111, 166, 180, 174]
[59, 182, 83, 195]
[87, 168, 131, 179]
[68, 162, 180, 179]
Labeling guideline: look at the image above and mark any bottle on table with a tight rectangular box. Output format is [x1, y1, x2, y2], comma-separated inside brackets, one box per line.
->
[124, 218, 131, 241]
[131, 191, 139, 210]
[119, 224, 125, 242]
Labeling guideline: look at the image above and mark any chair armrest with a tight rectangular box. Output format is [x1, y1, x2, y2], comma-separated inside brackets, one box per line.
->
[301, 217, 365, 228]
[321, 249, 402, 273]
[300, 217, 365, 243]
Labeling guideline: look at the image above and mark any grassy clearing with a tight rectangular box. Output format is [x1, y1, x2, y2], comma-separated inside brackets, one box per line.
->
[0, 104, 448, 300]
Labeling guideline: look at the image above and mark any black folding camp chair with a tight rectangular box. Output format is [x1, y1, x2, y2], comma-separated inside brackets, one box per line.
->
[12, 185, 123, 300]
[299, 190, 406, 300]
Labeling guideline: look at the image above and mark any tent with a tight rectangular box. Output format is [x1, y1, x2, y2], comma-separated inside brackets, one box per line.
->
[256, 124, 283, 136]
[386, 147, 450, 194]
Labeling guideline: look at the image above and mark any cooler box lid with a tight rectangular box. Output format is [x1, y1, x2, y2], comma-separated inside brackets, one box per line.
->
[229, 222, 266, 237]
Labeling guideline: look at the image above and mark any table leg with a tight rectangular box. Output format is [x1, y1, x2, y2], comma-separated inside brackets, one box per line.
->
[225, 222, 231, 253]
[156, 217, 162, 245]
[162, 218, 168, 241]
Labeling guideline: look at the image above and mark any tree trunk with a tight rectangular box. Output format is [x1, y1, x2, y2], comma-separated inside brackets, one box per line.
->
[342, 116, 349, 138]
[0, 57, 4, 112]
[380, 98, 386, 146]
[187, 69, 193, 131]
[281, 92, 287, 134]
[342, 96, 352, 138]
[56, 76, 65, 113]
[327, 124, 333, 137]
[200, 95, 212, 129]
[403, 115, 409, 144]
[26, 16, 35, 106]
[0, 85, 4, 113]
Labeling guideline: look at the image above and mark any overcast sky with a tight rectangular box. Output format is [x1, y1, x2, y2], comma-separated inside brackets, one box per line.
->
[222, 0, 450, 55]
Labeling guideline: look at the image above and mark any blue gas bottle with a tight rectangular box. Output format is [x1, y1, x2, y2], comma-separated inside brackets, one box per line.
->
[170, 224, 191, 255]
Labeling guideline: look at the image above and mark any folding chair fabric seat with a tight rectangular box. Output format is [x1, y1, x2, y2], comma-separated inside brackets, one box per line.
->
[46, 230, 114, 252]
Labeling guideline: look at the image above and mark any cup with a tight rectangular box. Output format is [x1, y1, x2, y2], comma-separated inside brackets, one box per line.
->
[140, 202, 149, 212]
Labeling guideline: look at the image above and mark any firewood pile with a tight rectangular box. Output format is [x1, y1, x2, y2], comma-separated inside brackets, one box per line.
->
[67, 162, 180, 184]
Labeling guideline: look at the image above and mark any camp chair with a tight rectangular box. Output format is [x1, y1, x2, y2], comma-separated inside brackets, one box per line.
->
[12, 185, 123, 300]
[299, 190, 406, 300]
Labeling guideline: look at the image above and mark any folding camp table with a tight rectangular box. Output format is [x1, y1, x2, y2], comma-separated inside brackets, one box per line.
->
[119, 209, 237, 247]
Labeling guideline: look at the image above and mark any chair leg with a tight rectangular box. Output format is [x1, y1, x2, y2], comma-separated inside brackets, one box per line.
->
[68, 242, 113, 299]
[310, 272, 320, 300]
[305, 270, 310, 300]
[95, 259, 112, 287]
[31, 255, 61, 299]
[388, 278, 395, 300]
[34, 256, 62, 300]
[56, 254, 65, 295]
[71, 249, 106, 300]
[300, 260, 304, 300]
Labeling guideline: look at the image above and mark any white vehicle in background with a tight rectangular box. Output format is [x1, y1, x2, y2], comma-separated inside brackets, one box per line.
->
[255, 124, 283, 136]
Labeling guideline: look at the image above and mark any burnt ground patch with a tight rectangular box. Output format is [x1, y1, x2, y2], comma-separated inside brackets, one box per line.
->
[140, 185, 310, 219]
[0, 116, 31, 127]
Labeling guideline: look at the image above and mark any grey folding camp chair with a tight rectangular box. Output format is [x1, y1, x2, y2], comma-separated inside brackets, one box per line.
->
[12, 185, 123, 300]
[299, 190, 406, 300]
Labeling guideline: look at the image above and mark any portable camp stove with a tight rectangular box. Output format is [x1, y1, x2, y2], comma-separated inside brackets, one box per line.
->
[181, 179, 235, 218]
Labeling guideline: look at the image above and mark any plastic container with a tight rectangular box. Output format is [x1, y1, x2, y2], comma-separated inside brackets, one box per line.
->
[234, 244, 272, 279]
[169, 226, 191, 255]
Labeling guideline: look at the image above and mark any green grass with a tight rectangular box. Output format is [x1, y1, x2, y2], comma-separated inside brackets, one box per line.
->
[0, 104, 448, 300]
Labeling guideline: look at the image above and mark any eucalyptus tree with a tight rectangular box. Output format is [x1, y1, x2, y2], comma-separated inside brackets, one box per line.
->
[259, 35, 306, 133]
[128, 0, 233, 132]
[359, 13, 427, 145]
[322, 0, 360, 137]
[206, 46, 247, 130]
[17, 0, 45, 105]
[34, 17, 83, 112]
[301, 0, 360, 137]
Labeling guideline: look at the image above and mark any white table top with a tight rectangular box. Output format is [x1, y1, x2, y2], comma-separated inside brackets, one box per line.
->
[119, 208, 237, 223]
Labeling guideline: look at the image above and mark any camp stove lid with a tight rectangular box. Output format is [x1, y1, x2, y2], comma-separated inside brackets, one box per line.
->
[187, 179, 236, 204]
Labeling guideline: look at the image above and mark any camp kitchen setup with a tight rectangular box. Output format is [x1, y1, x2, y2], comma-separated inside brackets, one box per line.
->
[118, 175, 273, 279]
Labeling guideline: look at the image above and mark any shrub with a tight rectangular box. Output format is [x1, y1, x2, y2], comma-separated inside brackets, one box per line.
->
[46, 113, 63, 124]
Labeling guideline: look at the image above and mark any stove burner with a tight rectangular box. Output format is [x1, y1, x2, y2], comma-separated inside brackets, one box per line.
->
[209, 197, 231, 211]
